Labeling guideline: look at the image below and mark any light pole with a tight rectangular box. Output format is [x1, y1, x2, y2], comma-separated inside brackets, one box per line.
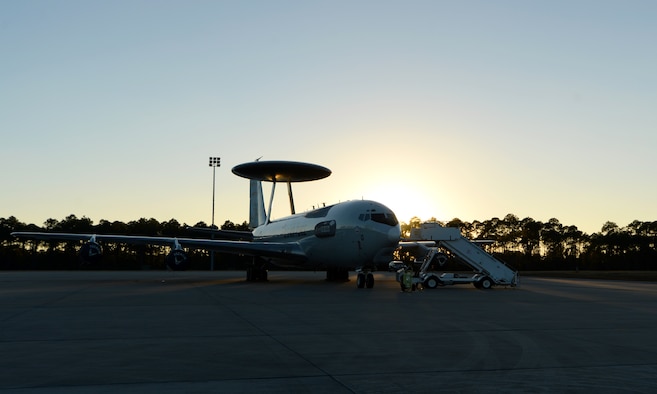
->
[209, 157, 220, 270]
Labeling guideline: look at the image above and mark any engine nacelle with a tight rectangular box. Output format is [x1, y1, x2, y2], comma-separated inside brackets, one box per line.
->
[79, 241, 103, 264]
[166, 249, 190, 271]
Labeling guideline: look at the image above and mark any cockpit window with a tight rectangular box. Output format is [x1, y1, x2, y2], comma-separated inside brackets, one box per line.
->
[371, 212, 398, 226]
[305, 205, 333, 218]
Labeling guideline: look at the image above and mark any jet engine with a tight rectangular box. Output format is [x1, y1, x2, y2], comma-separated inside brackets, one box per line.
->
[166, 249, 190, 271]
[79, 241, 103, 264]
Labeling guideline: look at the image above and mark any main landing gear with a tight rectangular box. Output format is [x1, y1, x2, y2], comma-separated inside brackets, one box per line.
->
[327, 267, 374, 289]
[246, 260, 268, 282]
[355, 269, 374, 289]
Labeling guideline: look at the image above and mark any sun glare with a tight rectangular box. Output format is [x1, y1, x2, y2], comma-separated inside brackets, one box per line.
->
[363, 184, 444, 224]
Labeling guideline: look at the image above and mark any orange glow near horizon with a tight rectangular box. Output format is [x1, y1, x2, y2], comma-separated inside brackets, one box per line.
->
[360, 182, 447, 225]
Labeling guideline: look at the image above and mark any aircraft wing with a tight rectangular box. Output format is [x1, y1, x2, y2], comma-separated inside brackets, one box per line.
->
[184, 227, 254, 241]
[11, 232, 307, 262]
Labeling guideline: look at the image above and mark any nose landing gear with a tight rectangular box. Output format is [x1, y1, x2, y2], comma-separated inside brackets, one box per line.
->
[356, 270, 374, 289]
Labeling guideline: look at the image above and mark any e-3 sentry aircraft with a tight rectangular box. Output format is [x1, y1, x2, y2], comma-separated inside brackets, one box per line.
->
[12, 160, 401, 289]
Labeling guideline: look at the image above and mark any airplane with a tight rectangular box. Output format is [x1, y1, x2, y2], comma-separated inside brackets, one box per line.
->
[12, 160, 402, 289]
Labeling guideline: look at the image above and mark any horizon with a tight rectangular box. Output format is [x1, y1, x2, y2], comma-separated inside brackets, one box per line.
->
[2, 203, 646, 236]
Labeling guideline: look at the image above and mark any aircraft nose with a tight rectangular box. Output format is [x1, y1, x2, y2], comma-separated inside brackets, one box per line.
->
[388, 226, 401, 243]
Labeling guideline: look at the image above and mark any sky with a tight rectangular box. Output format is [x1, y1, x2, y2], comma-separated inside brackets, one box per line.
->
[1, 0, 656, 235]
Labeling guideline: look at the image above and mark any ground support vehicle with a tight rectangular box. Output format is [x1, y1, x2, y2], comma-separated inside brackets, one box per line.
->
[398, 223, 519, 289]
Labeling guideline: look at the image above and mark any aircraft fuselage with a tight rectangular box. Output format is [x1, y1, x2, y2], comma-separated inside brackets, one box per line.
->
[252, 200, 400, 269]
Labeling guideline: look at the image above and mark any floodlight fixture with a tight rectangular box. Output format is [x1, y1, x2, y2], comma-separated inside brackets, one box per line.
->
[209, 157, 221, 167]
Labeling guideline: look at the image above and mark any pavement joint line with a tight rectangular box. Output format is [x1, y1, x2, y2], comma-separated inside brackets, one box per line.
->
[194, 281, 358, 393]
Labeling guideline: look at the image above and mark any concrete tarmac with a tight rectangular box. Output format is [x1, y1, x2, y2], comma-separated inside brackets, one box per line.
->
[1, 270, 656, 393]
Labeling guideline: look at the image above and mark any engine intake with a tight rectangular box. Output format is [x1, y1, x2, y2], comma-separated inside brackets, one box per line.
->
[79, 241, 103, 264]
[166, 249, 190, 271]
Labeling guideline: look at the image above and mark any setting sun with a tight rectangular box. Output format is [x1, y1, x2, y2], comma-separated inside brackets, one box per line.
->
[361, 182, 445, 225]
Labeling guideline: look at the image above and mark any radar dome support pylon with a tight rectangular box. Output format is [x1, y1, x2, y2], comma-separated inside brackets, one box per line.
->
[232, 160, 332, 224]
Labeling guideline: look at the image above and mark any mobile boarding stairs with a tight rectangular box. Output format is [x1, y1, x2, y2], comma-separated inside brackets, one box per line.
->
[399, 223, 519, 289]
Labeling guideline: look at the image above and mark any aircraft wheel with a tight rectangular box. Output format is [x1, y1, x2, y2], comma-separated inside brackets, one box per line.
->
[479, 277, 493, 289]
[424, 276, 439, 289]
[365, 273, 374, 288]
[356, 273, 366, 288]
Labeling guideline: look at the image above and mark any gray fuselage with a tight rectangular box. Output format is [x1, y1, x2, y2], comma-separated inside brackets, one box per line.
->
[252, 200, 400, 269]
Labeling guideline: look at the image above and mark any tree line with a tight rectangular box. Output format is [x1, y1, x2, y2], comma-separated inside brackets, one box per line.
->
[1, 213, 656, 271]
[402, 214, 657, 271]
